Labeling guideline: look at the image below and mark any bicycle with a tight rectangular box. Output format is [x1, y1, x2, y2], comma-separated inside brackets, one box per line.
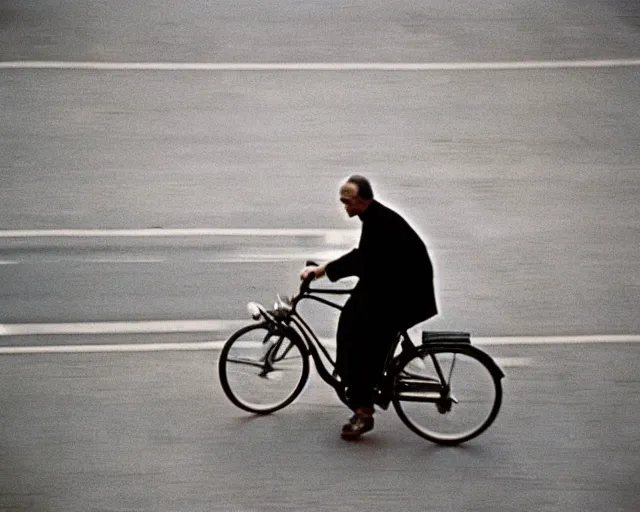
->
[218, 262, 505, 445]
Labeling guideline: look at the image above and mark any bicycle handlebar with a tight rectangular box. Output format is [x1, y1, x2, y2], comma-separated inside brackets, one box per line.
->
[298, 260, 354, 296]
[298, 260, 319, 294]
[300, 272, 315, 293]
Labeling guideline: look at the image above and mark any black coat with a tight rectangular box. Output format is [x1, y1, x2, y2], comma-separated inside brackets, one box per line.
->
[325, 200, 438, 329]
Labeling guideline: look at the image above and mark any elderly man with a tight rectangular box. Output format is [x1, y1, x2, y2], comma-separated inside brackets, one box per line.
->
[301, 175, 438, 439]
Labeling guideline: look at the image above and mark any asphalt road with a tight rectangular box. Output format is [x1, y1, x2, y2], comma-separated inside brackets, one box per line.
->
[1, 343, 639, 512]
[1, 0, 639, 62]
[1, 0, 639, 510]
[0, 235, 638, 338]
[1, 11, 639, 337]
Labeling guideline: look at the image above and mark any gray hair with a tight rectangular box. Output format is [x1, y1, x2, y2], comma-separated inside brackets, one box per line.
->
[346, 175, 374, 200]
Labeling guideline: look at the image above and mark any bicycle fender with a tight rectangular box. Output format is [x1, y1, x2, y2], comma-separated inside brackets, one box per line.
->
[394, 343, 505, 380]
[457, 344, 506, 380]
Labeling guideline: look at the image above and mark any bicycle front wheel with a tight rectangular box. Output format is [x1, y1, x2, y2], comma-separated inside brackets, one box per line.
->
[218, 323, 310, 414]
[392, 344, 502, 445]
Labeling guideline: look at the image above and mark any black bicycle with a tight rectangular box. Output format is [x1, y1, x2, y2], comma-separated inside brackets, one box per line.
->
[218, 262, 505, 445]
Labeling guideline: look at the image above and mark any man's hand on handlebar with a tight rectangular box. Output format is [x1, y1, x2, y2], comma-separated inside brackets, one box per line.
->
[300, 262, 327, 282]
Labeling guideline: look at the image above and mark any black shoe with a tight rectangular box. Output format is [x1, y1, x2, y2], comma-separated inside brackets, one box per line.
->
[340, 412, 374, 439]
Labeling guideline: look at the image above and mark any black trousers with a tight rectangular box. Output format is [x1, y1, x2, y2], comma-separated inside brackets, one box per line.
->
[335, 298, 402, 411]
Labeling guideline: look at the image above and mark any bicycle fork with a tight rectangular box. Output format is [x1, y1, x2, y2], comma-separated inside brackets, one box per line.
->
[257, 332, 302, 379]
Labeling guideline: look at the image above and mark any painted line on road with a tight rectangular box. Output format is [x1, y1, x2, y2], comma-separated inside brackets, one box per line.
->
[0, 257, 331, 265]
[0, 341, 227, 353]
[201, 250, 346, 263]
[1, 59, 640, 70]
[0, 320, 248, 336]
[80, 259, 165, 264]
[0, 321, 638, 344]
[472, 335, 640, 345]
[0, 251, 344, 265]
[493, 357, 530, 367]
[206, 258, 329, 263]
[0, 339, 531, 366]
[0, 228, 358, 245]
[0, 252, 344, 265]
[0, 332, 639, 358]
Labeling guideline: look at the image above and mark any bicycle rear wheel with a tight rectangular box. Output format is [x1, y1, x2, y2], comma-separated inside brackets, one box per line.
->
[218, 323, 310, 414]
[392, 344, 502, 445]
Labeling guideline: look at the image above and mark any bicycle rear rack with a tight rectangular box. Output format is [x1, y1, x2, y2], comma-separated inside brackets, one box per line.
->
[422, 331, 471, 344]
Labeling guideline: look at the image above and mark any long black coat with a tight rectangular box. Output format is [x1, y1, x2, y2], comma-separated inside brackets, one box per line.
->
[325, 200, 438, 330]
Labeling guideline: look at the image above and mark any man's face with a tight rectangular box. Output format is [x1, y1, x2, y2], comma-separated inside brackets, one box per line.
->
[339, 183, 368, 217]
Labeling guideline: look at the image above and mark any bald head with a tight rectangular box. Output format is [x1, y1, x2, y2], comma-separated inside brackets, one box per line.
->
[339, 175, 373, 217]
[345, 175, 374, 200]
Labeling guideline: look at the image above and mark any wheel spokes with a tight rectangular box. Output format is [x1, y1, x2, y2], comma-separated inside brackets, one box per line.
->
[220, 326, 309, 413]
[393, 348, 500, 444]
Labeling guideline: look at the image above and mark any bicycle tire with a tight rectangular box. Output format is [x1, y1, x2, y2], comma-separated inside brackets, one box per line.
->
[392, 343, 503, 445]
[218, 322, 310, 415]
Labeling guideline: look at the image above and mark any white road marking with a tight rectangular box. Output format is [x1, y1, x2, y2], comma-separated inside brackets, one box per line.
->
[34, 258, 166, 264]
[0, 320, 637, 343]
[0, 251, 345, 265]
[0, 331, 638, 356]
[208, 255, 320, 263]
[494, 357, 531, 367]
[472, 335, 640, 345]
[0, 257, 338, 265]
[0, 320, 248, 336]
[0, 228, 359, 245]
[201, 250, 346, 263]
[0, 341, 532, 367]
[0, 342, 225, 353]
[1, 60, 639, 70]
[81, 259, 165, 264]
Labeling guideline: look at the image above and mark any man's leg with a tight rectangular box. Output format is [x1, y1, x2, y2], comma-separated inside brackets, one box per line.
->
[334, 300, 374, 438]
[336, 298, 366, 406]
[340, 319, 399, 439]
[344, 325, 397, 411]
[335, 300, 352, 396]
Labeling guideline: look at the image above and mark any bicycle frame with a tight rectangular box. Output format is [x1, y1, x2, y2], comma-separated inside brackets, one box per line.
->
[278, 283, 448, 408]
[286, 284, 350, 400]
[222, 274, 505, 444]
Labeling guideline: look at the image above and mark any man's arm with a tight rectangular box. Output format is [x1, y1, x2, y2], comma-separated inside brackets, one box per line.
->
[300, 248, 360, 282]
[325, 249, 360, 281]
